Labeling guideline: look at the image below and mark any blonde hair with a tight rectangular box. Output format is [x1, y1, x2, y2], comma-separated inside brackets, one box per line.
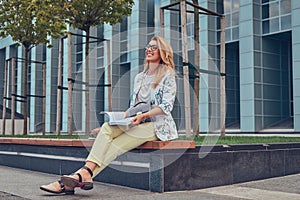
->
[143, 36, 175, 88]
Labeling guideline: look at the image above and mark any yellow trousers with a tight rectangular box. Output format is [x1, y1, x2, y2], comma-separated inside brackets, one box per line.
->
[86, 122, 157, 177]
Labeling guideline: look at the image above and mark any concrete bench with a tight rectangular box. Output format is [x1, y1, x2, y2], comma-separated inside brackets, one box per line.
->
[138, 140, 195, 149]
[0, 138, 195, 149]
[1, 138, 300, 192]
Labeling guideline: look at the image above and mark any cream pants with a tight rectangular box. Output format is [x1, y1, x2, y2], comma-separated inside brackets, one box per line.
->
[86, 122, 157, 177]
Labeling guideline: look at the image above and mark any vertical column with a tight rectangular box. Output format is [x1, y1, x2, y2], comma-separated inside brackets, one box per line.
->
[199, 0, 218, 132]
[30, 47, 36, 133]
[180, 0, 192, 136]
[2, 59, 8, 135]
[220, 16, 226, 136]
[103, 24, 113, 111]
[292, 0, 300, 131]
[67, 33, 73, 135]
[239, 1, 261, 132]
[129, 0, 140, 90]
[45, 40, 52, 133]
[11, 58, 16, 135]
[16, 46, 23, 114]
[56, 38, 63, 135]
[42, 63, 46, 135]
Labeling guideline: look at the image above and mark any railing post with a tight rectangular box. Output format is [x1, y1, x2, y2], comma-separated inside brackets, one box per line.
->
[2, 59, 8, 135]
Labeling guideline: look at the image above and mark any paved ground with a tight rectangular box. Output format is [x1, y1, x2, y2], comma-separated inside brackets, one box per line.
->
[1, 165, 300, 200]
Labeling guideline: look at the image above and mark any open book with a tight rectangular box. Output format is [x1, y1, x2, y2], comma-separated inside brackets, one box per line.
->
[100, 102, 151, 126]
[100, 111, 133, 126]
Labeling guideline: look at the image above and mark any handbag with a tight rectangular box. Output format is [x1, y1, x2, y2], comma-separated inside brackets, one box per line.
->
[127, 101, 151, 117]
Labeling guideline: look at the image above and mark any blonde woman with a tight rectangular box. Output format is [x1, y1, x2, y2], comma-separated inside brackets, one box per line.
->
[40, 36, 178, 194]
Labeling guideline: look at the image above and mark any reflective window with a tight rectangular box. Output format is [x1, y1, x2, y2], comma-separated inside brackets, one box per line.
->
[262, 0, 291, 35]
[217, 0, 239, 42]
[232, 12, 239, 26]
[269, 17, 279, 32]
[281, 15, 291, 30]
[269, 2, 279, 18]
[224, 0, 231, 13]
[281, 0, 291, 15]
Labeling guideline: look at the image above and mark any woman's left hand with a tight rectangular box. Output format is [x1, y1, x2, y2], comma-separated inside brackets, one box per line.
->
[131, 114, 146, 126]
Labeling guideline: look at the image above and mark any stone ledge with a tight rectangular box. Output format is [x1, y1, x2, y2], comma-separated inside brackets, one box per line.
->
[1, 141, 300, 192]
[0, 138, 195, 149]
[138, 140, 195, 149]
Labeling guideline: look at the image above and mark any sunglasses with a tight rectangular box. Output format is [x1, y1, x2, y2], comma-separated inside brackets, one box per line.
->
[145, 44, 158, 51]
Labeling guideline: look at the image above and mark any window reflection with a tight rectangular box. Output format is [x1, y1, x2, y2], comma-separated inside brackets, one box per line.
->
[269, 2, 279, 18]
[262, 0, 291, 35]
[281, 0, 291, 15]
[218, 0, 239, 42]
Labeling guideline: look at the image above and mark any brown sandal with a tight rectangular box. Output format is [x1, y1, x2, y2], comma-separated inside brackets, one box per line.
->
[40, 180, 75, 195]
[61, 166, 93, 190]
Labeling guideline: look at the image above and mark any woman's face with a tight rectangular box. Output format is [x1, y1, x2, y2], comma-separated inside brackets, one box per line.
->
[145, 40, 161, 64]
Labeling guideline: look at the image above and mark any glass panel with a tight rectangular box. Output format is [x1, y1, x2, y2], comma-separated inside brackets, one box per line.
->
[232, 0, 239, 11]
[217, 0, 224, 14]
[269, 2, 279, 18]
[225, 28, 231, 41]
[281, 0, 291, 15]
[270, 17, 279, 32]
[262, 5, 269, 19]
[232, 27, 239, 40]
[263, 20, 270, 34]
[225, 14, 231, 27]
[224, 0, 231, 13]
[281, 15, 291, 30]
[232, 12, 239, 26]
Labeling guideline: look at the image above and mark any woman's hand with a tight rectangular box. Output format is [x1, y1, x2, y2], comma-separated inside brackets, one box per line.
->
[131, 112, 150, 126]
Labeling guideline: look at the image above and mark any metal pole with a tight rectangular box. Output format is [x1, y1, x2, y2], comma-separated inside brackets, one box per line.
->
[180, 0, 192, 136]
[107, 40, 112, 112]
[42, 63, 46, 135]
[68, 33, 73, 135]
[160, 8, 165, 37]
[56, 37, 63, 135]
[11, 58, 16, 135]
[2, 60, 8, 135]
[220, 16, 226, 136]
[193, 0, 200, 136]
[85, 29, 90, 135]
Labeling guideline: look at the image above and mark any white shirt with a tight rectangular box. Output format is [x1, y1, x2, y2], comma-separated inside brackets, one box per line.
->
[137, 74, 155, 103]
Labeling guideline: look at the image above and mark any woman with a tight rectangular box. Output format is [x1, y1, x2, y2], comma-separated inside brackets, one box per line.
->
[40, 36, 178, 194]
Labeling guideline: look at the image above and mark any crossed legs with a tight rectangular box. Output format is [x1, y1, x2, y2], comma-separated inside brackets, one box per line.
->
[40, 122, 157, 194]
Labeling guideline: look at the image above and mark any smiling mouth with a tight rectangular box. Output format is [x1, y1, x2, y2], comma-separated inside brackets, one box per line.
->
[147, 52, 154, 57]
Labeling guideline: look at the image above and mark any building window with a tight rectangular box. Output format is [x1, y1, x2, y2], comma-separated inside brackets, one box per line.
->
[262, 0, 291, 35]
[217, 0, 239, 42]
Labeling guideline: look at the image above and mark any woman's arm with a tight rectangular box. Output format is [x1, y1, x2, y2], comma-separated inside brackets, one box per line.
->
[131, 106, 163, 125]
[132, 73, 176, 126]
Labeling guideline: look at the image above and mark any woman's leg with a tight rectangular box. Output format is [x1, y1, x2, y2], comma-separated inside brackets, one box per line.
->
[64, 122, 125, 182]
[91, 122, 157, 176]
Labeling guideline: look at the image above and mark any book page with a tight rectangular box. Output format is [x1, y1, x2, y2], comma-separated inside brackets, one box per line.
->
[100, 111, 133, 126]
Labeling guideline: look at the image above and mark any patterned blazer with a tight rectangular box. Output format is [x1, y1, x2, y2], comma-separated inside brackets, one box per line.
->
[129, 70, 178, 141]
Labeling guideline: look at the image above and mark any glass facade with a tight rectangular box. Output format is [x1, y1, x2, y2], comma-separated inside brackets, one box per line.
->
[0, 0, 299, 134]
[262, 0, 291, 34]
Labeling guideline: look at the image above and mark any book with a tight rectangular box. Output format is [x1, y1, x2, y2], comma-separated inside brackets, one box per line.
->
[100, 111, 133, 126]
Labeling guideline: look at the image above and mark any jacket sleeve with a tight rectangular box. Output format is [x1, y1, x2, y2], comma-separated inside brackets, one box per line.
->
[157, 73, 176, 115]
[129, 72, 142, 108]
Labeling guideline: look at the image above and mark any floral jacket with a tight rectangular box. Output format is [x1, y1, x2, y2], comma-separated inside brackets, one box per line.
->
[129, 70, 178, 141]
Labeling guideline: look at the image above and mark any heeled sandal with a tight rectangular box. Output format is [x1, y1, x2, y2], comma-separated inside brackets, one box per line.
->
[40, 180, 75, 195]
[61, 166, 94, 190]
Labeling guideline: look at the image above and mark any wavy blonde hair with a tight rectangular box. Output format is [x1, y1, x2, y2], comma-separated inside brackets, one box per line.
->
[143, 36, 175, 88]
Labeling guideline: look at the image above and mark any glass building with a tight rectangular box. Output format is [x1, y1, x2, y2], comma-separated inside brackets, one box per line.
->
[0, 0, 299, 134]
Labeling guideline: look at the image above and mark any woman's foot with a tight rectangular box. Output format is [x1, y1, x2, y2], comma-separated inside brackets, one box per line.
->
[61, 166, 94, 190]
[40, 180, 75, 195]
